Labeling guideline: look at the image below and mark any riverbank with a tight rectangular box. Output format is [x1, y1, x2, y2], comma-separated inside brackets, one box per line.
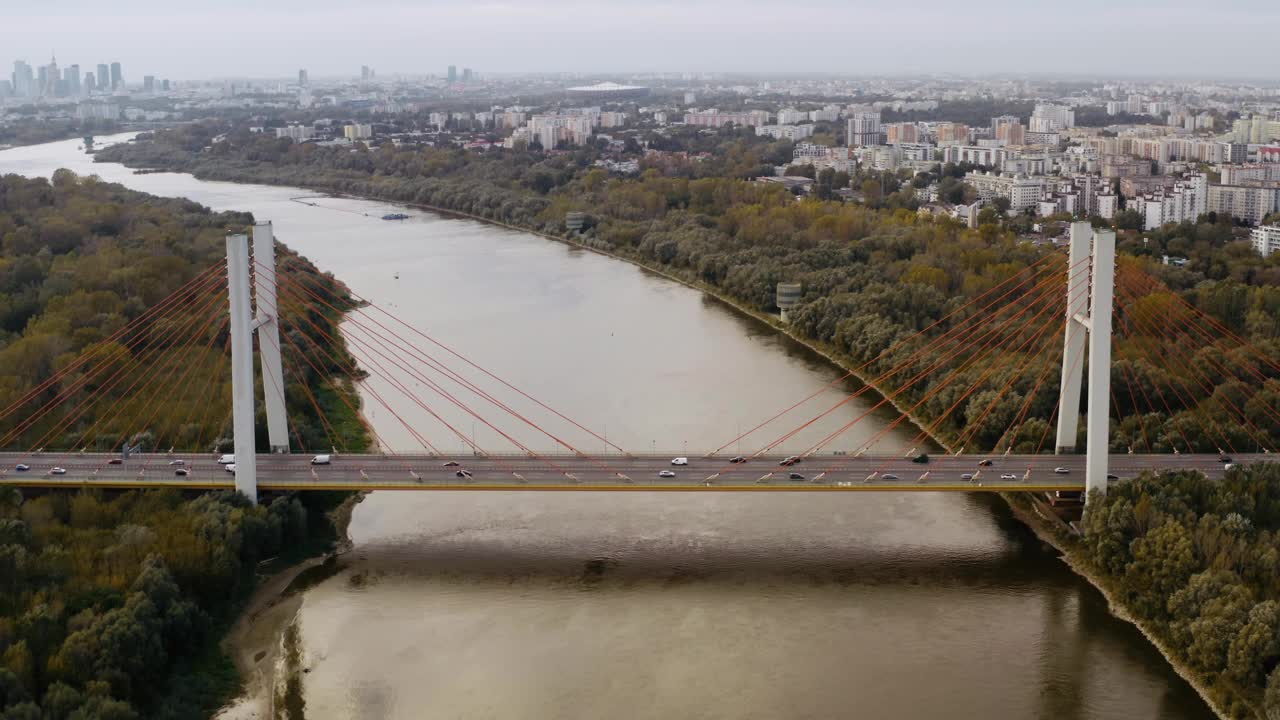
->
[1003, 494, 1247, 720]
[217, 492, 365, 718]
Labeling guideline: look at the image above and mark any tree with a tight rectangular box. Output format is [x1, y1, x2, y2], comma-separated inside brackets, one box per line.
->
[1115, 209, 1144, 231]
[991, 196, 1011, 215]
[1228, 600, 1280, 686]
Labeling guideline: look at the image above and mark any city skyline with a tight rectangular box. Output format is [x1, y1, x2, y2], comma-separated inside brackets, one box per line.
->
[2, 0, 1279, 80]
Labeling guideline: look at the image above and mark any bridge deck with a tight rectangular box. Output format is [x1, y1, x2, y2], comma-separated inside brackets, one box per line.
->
[0, 452, 1264, 492]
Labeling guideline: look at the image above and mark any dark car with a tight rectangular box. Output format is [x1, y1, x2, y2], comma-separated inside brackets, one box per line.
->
[779, 456, 800, 467]
[175, 468, 189, 477]
[788, 472, 805, 481]
[729, 456, 747, 464]
[442, 461, 460, 467]
[911, 453, 929, 464]
[882, 474, 900, 481]
[108, 458, 123, 465]
[978, 459, 995, 467]
[1219, 456, 1232, 464]
[455, 469, 473, 479]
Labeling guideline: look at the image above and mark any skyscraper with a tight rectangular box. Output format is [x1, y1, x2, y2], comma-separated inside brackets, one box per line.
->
[462, 67, 472, 82]
[97, 64, 109, 90]
[143, 75, 155, 93]
[13, 60, 34, 97]
[65, 65, 81, 96]
[85, 72, 96, 93]
[447, 65, 457, 83]
[110, 62, 122, 90]
[298, 69, 308, 87]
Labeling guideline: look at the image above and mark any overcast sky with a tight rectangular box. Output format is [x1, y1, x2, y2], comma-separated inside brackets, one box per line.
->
[3, 0, 1278, 81]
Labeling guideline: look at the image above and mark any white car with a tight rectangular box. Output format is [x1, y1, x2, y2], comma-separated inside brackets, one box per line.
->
[1053, 467, 1069, 474]
[217, 454, 235, 465]
[168, 459, 185, 466]
[670, 457, 688, 466]
[1000, 473, 1018, 480]
[310, 454, 332, 465]
[49, 467, 67, 475]
[658, 470, 676, 478]
[225, 463, 237, 474]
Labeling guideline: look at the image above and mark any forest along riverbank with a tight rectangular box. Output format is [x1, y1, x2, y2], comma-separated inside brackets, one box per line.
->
[0, 135, 1224, 720]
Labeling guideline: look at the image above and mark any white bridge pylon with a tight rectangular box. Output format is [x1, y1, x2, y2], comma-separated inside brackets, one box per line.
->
[1054, 221, 1115, 501]
[226, 223, 289, 504]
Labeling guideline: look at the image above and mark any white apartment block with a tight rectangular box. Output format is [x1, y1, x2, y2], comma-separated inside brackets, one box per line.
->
[964, 172, 1045, 212]
[1207, 184, 1280, 225]
[275, 125, 315, 141]
[342, 124, 372, 140]
[776, 108, 808, 125]
[809, 106, 840, 123]
[599, 111, 628, 128]
[1220, 164, 1280, 185]
[683, 110, 769, 128]
[1131, 174, 1207, 230]
[1251, 225, 1280, 256]
[1029, 104, 1075, 132]
[943, 145, 1007, 167]
[756, 124, 816, 140]
[847, 112, 881, 147]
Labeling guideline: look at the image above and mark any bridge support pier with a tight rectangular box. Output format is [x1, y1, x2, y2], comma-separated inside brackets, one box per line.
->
[1054, 221, 1114, 503]
[226, 234, 258, 504]
[253, 223, 289, 454]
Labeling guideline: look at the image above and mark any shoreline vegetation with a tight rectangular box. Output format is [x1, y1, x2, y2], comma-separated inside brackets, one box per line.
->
[0, 173, 372, 718]
[90, 128, 1280, 719]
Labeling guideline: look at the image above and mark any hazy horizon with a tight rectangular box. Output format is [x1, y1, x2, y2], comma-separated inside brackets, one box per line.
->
[3, 0, 1279, 83]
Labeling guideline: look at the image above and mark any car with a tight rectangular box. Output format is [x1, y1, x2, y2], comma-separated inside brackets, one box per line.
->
[788, 472, 805, 480]
[168, 459, 185, 466]
[1000, 473, 1018, 480]
[108, 458, 123, 465]
[1224, 463, 1236, 471]
[978, 459, 995, 467]
[779, 456, 800, 466]
[1106, 474, 1119, 481]
[174, 468, 189, 477]
[1219, 456, 1233, 463]
[442, 461, 460, 467]
[729, 456, 747, 464]
[310, 454, 332, 465]
[658, 470, 676, 478]
[671, 457, 689, 466]
[49, 467, 67, 475]
[961, 473, 974, 481]
[217, 454, 235, 465]
[455, 469, 473, 479]
[881, 474, 899, 481]
[911, 453, 929, 464]
[14, 464, 29, 472]
[1053, 467, 1069, 474]
[225, 463, 236, 473]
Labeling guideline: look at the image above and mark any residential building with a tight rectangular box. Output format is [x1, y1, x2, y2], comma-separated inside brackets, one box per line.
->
[276, 125, 315, 141]
[847, 112, 881, 147]
[756, 124, 816, 141]
[777, 108, 808, 125]
[1207, 182, 1280, 225]
[684, 111, 767, 128]
[994, 119, 1025, 146]
[110, 62, 122, 90]
[96, 63, 109, 90]
[343, 124, 373, 140]
[943, 145, 1006, 167]
[934, 122, 969, 145]
[298, 69, 308, 87]
[598, 111, 627, 128]
[75, 101, 119, 121]
[885, 123, 919, 144]
[964, 172, 1045, 212]
[1220, 164, 1280, 185]
[1251, 225, 1280, 256]
[1130, 174, 1208, 230]
[1029, 104, 1075, 132]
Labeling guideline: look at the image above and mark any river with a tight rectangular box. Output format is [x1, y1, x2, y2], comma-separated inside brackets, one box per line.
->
[0, 135, 1216, 719]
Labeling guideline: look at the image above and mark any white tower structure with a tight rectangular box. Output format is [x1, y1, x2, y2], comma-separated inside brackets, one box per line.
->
[253, 222, 289, 453]
[225, 224, 290, 504]
[1055, 221, 1115, 500]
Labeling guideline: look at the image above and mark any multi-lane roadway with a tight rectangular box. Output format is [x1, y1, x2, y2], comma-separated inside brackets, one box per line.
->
[0, 451, 1266, 492]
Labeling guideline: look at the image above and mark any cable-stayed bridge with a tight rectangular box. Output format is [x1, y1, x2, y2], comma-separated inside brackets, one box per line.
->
[0, 222, 1274, 504]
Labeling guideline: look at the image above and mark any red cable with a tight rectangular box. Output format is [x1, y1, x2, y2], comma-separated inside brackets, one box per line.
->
[0, 262, 226, 423]
[796, 259, 1092, 459]
[69, 288, 229, 452]
[0, 269, 229, 447]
